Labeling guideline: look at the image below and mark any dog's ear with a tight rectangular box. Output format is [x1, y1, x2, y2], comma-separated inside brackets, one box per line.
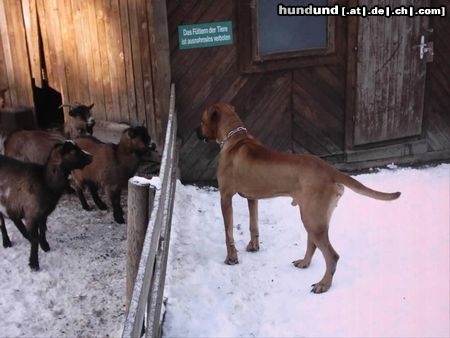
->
[210, 109, 219, 121]
[209, 104, 222, 121]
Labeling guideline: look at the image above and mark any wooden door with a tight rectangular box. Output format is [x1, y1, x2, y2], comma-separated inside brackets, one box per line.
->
[354, 0, 430, 146]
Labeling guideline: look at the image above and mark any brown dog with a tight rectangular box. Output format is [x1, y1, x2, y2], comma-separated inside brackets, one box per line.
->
[197, 103, 401, 293]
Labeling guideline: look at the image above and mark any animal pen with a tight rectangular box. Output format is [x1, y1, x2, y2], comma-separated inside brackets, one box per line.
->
[0, 0, 449, 336]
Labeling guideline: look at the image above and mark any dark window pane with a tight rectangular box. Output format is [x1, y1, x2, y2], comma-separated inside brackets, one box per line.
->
[257, 0, 328, 55]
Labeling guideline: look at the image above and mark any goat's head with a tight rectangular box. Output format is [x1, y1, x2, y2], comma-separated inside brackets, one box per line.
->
[0, 88, 8, 109]
[122, 126, 156, 156]
[49, 140, 93, 172]
[60, 103, 95, 136]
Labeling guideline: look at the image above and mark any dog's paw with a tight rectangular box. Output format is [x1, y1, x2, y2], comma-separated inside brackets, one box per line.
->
[292, 259, 310, 269]
[311, 281, 331, 294]
[246, 240, 259, 252]
[224, 256, 239, 265]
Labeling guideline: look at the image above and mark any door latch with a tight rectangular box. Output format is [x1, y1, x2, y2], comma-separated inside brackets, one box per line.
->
[417, 34, 434, 62]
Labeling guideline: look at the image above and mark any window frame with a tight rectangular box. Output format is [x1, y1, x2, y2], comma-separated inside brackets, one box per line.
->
[237, 0, 345, 74]
[254, 0, 335, 61]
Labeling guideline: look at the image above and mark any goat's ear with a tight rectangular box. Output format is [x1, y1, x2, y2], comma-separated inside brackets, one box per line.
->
[88, 103, 94, 110]
[68, 109, 77, 117]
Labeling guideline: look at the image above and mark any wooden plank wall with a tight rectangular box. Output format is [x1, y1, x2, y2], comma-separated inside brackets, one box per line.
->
[171, 0, 450, 182]
[424, 0, 450, 153]
[0, 0, 170, 147]
[169, 0, 347, 182]
[0, 0, 34, 107]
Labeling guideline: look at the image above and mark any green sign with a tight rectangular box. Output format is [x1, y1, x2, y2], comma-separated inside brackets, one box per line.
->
[178, 21, 233, 50]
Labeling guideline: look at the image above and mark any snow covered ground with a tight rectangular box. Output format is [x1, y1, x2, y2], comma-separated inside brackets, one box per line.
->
[0, 164, 448, 337]
[163, 164, 450, 337]
[0, 194, 127, 337]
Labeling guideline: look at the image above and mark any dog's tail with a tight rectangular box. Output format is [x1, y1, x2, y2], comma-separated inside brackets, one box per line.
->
[333, 171, 401, 201]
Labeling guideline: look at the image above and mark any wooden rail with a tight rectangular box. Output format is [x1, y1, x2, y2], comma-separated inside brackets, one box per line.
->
[123, 84, 178, 338]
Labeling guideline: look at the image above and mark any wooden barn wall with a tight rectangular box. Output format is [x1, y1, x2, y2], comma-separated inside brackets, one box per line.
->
[0, 0, 170, 147]
[170, 0, 347, 182]
[0, 0, 34, 107]
[424, 0, 450, 154]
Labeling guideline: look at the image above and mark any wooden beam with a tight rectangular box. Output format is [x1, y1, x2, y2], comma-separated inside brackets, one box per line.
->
[344, 0, 358, 151]
[147, 0, 171, 149]
[126, 179, 155, 312]
[21, 0, 42, 87]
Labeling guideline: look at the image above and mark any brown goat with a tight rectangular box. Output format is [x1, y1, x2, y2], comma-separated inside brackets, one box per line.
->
[3, 130, 62, 164]
[0, 141, 92, 270]
[72, 126, 154, 223]
[61, 103, 95, 138]
[2, 103, 95, 165]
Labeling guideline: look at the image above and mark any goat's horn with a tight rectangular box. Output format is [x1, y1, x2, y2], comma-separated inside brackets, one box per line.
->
[58, 103, 73, 110]
[48, 135, 67, 143]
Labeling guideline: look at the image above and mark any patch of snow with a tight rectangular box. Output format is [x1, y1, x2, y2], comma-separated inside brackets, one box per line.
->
[1, 164, 448, 337]
[129, 175, 161, 190]
[0, 194, 127, 337]
[386, 162, 398, 169]
[163, 164, 450, 337]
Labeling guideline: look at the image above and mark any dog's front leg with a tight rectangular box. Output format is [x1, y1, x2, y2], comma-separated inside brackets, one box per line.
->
[246, 199, 259, 252]
[220, 193, 238, 265]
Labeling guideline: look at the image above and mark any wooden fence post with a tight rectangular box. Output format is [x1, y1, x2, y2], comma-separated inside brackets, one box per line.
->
[126, 179, 155, 312]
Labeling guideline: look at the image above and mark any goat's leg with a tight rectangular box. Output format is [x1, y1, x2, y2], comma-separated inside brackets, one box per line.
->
[12, 219, 29, 240]
[0, 214, 12, 248]
[75, 187, 93, 211]
[109, 189, 124, 224]
[38, 218, 50, 252]
[28, 221, 40, 271]
[88, 184, 108, 210]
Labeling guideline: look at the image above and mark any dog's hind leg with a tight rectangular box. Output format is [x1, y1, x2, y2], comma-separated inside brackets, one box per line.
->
[298, 188, 341, 293]
[293, 231, 316, 268]
[308, 230, 339, 293]
[246, 199, 260, 252]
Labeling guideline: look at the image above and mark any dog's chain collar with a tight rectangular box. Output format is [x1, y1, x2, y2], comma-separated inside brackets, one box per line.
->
[218, 126, 247, 148]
